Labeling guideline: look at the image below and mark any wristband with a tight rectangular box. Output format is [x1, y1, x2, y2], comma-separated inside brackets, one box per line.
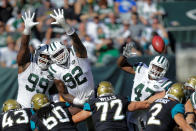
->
[190, 123, 196, 128]
[66, 27, 75, 36]
[185, 112, 195, 117]
[23, 28, 31, 35]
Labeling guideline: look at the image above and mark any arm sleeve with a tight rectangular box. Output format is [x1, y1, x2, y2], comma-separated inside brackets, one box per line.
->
[65, 102, 71, 107]
[30, 115, 39, 131]
[171, 104, 185, 119]
[83, 102, 91, 111]
[30, 120, 37, 131]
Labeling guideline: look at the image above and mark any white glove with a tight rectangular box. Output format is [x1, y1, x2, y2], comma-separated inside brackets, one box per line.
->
[73, 97, 86, 106]
[22, 11, 39, 35]
[122, 42, 135, 58]
[50, 9, 74, 35]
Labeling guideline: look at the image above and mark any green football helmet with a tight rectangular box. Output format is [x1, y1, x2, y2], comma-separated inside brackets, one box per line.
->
[167, 83, 185, 102]
[184, 76, 196, 90]
[97, 81, 114, 97]
[31, 93, 49, 110]
[2, 99, 21, 112]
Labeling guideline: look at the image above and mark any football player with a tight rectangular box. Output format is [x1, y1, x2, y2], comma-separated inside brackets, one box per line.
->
[72, 81, 150, 131]
[117, 43, 173, 131]
[184, 76, 196, 128]
[145, 83, 194, 131]
[16, 11, 54, 108]
[47, 9, 94, 106]
[0, 99, 32, 131]
[30, 93, 79, 131]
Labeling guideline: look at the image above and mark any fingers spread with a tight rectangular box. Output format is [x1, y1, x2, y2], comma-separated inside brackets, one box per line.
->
[53, 9, 58, 16]
[31, 13, 35, 20]
[50, 14, 56, 19]
[22, 16, 25, 22]
[58, 8, 61, 15]
[25, 12, 27, 20]
[28, 10, 31, 18]
[51, 22, 58, 25]
[33, 22, 39, 26]
[61, 9, 64, 15]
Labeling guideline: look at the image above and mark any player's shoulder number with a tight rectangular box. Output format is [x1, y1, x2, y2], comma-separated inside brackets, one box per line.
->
[95, 99, 125, 121]
[2, 110, 29, 128]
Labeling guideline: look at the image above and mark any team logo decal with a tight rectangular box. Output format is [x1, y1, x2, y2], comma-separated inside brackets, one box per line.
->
[72, 60, 75, 64]
[47, 75, 54, 80]
[153, 85, 159, 89]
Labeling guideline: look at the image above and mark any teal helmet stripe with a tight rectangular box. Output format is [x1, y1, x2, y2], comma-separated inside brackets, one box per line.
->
[161, 57, 166, 64]
[157, 56, 161, 62]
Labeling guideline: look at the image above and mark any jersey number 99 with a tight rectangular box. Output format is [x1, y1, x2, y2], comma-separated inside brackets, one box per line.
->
[25, 73, 49, 93]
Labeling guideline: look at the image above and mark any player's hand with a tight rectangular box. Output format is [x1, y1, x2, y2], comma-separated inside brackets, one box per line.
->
[73, 97, 87, 106]
[50, 9, 65, 26]
[50, 9, 73, 34]
[122, 43, 135, 58]
[22, 11, 39, 35]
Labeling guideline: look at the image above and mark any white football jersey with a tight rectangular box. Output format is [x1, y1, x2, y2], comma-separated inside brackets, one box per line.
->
[129, 62, 173, 126]
[131, 62, 172, 101]
[48, 47, 95, 100]
[17, 56, 54, 108]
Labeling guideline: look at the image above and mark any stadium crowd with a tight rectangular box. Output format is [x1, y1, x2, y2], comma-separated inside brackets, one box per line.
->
[0, 0, 172, 67]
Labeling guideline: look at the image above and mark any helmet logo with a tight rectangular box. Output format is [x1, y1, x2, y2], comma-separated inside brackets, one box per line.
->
[72, 60, 75, 64]
[153, 85, 159, 89]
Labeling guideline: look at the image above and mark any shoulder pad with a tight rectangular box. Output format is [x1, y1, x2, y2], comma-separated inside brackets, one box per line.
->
[135, 62, 148, 73]
[159, 77, 173, 91]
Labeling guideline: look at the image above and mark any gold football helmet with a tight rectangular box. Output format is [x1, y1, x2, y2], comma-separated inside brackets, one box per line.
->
[97, 81, 114, 97]
[31, 93, 49, 110]
[2, 99, 21, 112]
[167, 83, 185, 102]
[184, 76, 196, 90]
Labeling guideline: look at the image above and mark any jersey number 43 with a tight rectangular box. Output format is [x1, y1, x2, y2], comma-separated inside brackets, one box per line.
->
[2, 110, 29, 128]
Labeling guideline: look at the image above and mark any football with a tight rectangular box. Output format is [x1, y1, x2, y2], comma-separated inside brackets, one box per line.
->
[152, 35, 165, 53]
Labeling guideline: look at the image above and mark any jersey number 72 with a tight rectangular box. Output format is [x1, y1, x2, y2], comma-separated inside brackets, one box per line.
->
[95, 99, 125, 121]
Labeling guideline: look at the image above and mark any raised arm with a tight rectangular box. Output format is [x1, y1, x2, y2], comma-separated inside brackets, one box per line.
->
[117, 55, 135, 74]
[50, 9, 87, 58]
[17, 11, 39, 73]
[117, 43, 136, 74]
